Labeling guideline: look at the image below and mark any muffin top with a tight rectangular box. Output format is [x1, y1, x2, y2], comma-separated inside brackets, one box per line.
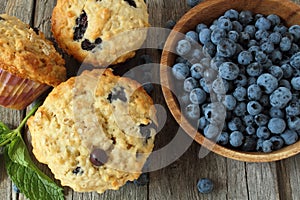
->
[51, 0, 149, 66]
[0, 14, 66, 86]
[27, 69, 157, 193]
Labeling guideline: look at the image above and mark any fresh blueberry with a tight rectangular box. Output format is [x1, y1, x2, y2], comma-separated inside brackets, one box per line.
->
[290, 52, 300, 69]
[133, 173, 149, 186]
[247, 77, 257, 86]
[190, 63, 205, 79]
[254, 114, 269, 126]
[255, 17, 271, 30]
[237, 50, 253, 65]
[190, 88, 207, 104]
[223, 95, 237, 111]
[179, 92, 190, 105]
[280, 36, 292, 51]
[203, 124, 221, 139]
[199, 28, 212, 44]
[256, 138, 265, 151]
[186, 31, 199, 42]
[273, 24, 288, 34]
[262, 140, 273, 152]
[268, 118, 286, 134]
[186, 0, 200, 7]
[270, 87, 292, 108]
[176, 39, 192, 56]
[185, 104, 200, 119]
[239, 32, 251, 45]
[281, 129, 299, 145]
[184, 77, 199, 92]
[269, 136, 284, 150]
[196, 23, 208, 33]
[287, 43, 300, 56]
[224, 9, 239, 20]
[210, 24, 218, 31]
[267, 14, 281, 26]
[234, 74, 248, 87]
[13, 184, 20, 193]
[285, 100, 300, 116]
[204, 103, 226, 125]
[210, 56, 227, 69]
[246, 125, 256, 135]
[203, 42, 216, 57]
[270, 50, 282, 64]
[219, 62, 239, 80]
[164, 19, 176, 29]
[289, 25, 300, 42]
[259, 94, 270, 107]
[197, 178, 214, 194]
[268, 65, 283, 80]
[244, 25, 256, 38]
[269, 107, 284, 118]
[232, 21, 243, 32]
[211, 28, 226, 45]
[254, 51, 268, 64]
[217, 18, 233, 31]
[243, 115, 254, 126]
[247, 84, 262, 100]
[257, 73, 278, 94]
[281, 63, 293, 78]
[234, 102, 247, 117]
[212, 78, 228, 94]
[255, 30, 269, 41]
[247, 101, 263, 115]
[239, 10, 253, 25]
[228, 117, 243, 131]
[256, 126, 271, 139]
[233, 86, 247, 101]
[203, 68, 218, 82]
[143, 83, 153, 94]
[200, 78, 211, 93]
[247, 39, 259, 48]
[198, 116, 208, 130]
[260, 41, 274, 54]
[242, 136, 257, 151]
[172, 63, 190, 80]
[229, 131, 244, 147]
[268, 32, 282, 44]
[217, 132, 229, 145]
[247, 62, 263, 77]
[228, 30, 239, 42]
[291, 77, 300, 90]
[248, 45, 260, 55]
[287, 116, 300, 130]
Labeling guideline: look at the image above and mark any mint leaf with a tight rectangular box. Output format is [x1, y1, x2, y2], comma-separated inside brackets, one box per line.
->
[0, 122, 15, 147]
[5, 137, 64, 200]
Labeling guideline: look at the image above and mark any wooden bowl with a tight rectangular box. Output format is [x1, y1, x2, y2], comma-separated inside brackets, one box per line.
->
[160, 0, 300, 162]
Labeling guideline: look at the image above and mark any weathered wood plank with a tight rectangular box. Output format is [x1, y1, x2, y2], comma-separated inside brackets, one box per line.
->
[245, 162, 280, 200]
[4, 0, 34, 23]
[0, 1, 34, 200]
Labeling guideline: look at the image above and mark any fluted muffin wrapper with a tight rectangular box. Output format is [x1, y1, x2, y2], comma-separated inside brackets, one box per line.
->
[0, 68, 49, 110]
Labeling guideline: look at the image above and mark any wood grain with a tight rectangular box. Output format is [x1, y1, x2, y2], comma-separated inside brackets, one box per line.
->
[1, 0, 300, 200]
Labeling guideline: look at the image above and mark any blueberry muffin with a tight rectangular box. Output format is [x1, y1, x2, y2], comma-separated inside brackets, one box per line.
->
[0, 14, 66, 110]
[27, 69, 157, 193]
[51, 0, 149, 66]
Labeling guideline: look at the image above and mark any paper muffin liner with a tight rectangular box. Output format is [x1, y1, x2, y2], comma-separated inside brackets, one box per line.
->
[0, 68, 50, 110]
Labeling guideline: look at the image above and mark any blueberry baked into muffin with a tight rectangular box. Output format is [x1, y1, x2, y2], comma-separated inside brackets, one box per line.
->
[0, 14, 66, 110]
[27, 69, 157, 193]
[51, 0, 150, 66]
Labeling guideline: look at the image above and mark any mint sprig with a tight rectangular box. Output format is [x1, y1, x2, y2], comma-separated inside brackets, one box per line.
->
[0, 102, 64, 200]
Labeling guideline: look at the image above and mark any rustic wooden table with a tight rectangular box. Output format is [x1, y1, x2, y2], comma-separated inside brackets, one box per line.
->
[1, 0, 300, 199]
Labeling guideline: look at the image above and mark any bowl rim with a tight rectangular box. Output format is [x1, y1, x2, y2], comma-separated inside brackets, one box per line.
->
[160, 0, 300, 162]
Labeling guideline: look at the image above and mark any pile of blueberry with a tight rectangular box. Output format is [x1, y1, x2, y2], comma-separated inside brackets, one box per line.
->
[171, 9, 300, 152]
